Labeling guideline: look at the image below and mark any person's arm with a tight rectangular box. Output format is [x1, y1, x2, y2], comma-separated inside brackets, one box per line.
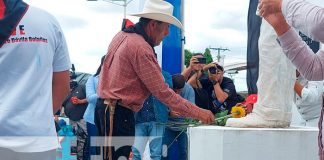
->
[209, 74, 229, 103]
[131, 47, 214, 124]
[171, 84, 196, 118]
[209, 71, 231, 103]
[181, 56, 197, 81]
[281, 0, 324, 42]
[294, 80, 303, 97]
[213, 83, 229, 103]
[187, 71, 202, 88]
[181, 67, 193, 81]
[202, 62, 217, 72]
[260, 0, 324, 41]
[260, 0, 324, 80]
[182, 56, 203, 82]
[51, 16, 71, 113]
[262, 10, 324, 80]
[86, 76, 99, 105]
[52, 70, 70, 114]
[278, 29, 324, 81]
[188, 62, 216, 88]
[75, 98, 88, 104]
[279, 0, 324, 80]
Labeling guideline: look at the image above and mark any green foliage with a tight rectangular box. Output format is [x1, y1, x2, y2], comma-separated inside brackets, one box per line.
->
[204, 48, 213, 63]
[158, 110, 233, 127]
[215, 110, 229, 126]
[185, 49, 193, 67]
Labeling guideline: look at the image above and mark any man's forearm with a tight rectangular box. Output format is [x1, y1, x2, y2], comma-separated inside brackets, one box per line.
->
[52, 71, 70, 114]
[267, 13, 291, 36]
[187, 72, 201, 88]
[181, 66, 193, 81]
[213, 84, 228, 103]
[294, 81, 303, 97]
[282, 0, 324, 42]
[260, 0, 291, 36]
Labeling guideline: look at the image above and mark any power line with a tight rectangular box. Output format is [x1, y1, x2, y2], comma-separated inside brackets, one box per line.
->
[87, 0, 135, 18]
[209, 47, 230, 62]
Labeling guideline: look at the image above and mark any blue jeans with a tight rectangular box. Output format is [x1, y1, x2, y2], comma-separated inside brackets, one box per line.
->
[132, 122, 165, 160]
[162, 127, 188, 160]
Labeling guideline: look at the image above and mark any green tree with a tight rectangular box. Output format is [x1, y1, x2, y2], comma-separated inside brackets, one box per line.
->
[204, 48, 213, 63]
[185, 49, 193, 67]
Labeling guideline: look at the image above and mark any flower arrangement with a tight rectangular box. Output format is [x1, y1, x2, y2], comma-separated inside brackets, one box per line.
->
[160, 106, 247, 128]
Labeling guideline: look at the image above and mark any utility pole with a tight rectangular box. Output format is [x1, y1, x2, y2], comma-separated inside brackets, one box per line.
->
[209, 47, 230, 62]
[87, 0, 134, 18]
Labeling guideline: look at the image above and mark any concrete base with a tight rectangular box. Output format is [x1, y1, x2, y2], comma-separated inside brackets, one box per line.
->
[188, 126, 319, 160]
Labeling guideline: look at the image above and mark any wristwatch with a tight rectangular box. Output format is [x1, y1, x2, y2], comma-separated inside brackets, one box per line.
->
[212, 80, 218, 86]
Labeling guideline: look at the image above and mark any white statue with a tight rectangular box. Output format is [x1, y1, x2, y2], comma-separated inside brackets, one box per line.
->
[226, 19, 295, 128]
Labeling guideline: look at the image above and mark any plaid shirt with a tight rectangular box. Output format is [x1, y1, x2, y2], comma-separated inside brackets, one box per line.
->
[97, 31, 201, 119]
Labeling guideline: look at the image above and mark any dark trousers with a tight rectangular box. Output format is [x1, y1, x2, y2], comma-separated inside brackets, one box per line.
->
[95, 99, 135, 160]
[85, 122, 99, 160]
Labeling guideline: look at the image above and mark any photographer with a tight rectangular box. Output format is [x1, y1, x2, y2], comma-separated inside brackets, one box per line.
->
[187, 59, 243, 114]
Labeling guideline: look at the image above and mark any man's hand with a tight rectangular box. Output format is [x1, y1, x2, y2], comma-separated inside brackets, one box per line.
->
[189, 56, 201, 71]
[197, 108, 215, 124]
[71, 97, 87, 105]
[71, 96, 78, 105]
[258, 0, 290, 36]
[208, 72, 218, 81]
[258, 0, 282, 17]
[203, 62, 217, 71]
[170, 110, 182, 118]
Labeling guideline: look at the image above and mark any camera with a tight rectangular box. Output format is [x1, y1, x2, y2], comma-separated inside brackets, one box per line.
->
[208, 67, 217, 74]
[196, 57, 206, 64]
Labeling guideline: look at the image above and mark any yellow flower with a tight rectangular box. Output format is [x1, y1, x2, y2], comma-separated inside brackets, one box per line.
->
[231, 106, 246, 118]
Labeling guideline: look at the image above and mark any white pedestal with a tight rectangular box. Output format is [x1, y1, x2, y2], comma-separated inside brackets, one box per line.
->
[188, 126, 319, 160]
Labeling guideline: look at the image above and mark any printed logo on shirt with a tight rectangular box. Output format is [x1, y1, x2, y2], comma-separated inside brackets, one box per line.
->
[3, 24, 48, 44]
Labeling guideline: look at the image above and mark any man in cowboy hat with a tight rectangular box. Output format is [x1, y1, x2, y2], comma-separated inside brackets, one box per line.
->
[96, 0, 215, 159]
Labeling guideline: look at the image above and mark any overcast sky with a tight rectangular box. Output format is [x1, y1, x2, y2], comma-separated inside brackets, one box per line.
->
[23, 0, 323, 91]
[23, 0, 253, 74]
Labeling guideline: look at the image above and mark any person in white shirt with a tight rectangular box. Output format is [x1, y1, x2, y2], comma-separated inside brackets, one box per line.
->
[0, 0, 71, 159]
[292, 71, 323, 127]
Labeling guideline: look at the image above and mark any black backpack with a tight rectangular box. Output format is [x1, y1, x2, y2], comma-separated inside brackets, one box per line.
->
[63, 84, 88, 121]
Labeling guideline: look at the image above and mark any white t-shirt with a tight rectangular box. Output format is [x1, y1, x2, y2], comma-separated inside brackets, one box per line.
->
[0, 6, 71, 152]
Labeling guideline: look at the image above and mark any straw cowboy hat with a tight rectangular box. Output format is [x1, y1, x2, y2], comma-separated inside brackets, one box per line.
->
[130, 0, 183, 29]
